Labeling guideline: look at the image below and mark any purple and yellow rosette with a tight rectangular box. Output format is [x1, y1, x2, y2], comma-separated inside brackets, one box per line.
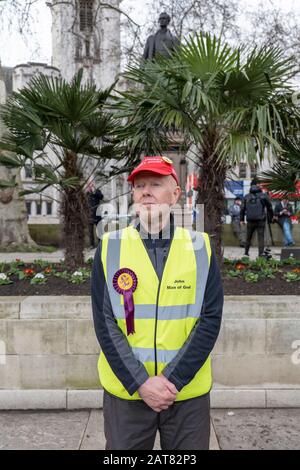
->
[113, 268, 138, 335]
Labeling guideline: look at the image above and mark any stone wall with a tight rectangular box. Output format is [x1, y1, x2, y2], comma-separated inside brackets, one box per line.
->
[222, 223, 300, 247]
[0, 296, 299, 409]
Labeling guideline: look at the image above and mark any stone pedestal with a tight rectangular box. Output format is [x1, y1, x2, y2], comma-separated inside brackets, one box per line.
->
[280, 246, 300, 260]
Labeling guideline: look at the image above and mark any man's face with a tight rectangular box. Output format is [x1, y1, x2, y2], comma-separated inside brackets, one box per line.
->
[132, 172, 181, 220]
[159, 14, 170, 27]
[235, 199, 241, 206]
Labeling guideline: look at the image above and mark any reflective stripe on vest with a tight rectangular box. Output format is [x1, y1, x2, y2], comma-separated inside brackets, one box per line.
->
[98, 225, 212, 401]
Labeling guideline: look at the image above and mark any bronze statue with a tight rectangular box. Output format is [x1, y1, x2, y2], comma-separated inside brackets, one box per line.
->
[143, 12, 180, 60]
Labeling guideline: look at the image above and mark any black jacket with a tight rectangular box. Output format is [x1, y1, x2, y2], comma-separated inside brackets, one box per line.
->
[88, 189, 103, 223]
[274, 201, 294, 227]
[91, 215, 224, 396]
[240, 185, 273, 222]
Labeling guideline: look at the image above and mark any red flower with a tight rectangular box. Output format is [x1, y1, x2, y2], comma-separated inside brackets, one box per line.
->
[24, 268, 35, 277]
[292, 268, 300, 273]
[44, 267, 52, 274]
[235, 263, 246, 270]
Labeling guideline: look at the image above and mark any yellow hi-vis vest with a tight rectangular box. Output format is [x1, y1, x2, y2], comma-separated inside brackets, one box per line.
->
[98, 225, 212, 401]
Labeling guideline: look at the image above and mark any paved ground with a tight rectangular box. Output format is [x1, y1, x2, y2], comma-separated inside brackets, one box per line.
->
[211, 409, 300, 450]
[0, 409, 299, 450]
[0, 246, 283, 263]
[223, 246, 282, 260]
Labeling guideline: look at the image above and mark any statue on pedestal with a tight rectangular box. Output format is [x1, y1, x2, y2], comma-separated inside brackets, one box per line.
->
[143, 12, 180, 60]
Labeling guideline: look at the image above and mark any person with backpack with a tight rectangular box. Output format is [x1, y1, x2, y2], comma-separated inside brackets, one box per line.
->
[240, 179, 273, 258]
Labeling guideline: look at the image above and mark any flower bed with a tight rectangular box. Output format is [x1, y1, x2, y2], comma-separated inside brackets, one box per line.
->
[1, 255, 300, 296]
[224, 256, 300, 281]
[222, 256, 300, 295]
[226, 257, 300, 281]
[0, 258, 93, 295]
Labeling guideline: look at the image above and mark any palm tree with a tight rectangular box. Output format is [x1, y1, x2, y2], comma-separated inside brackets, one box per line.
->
[0, 69, 127, 269]
[259, 136, 300, 197]
[114, 33, 299, 256]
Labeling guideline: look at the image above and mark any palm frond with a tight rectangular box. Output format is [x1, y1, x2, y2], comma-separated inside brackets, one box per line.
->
[259, 136, 300, 195]
[115, 32, 298, 165]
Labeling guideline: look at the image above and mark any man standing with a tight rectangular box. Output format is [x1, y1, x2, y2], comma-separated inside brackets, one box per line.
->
[228, 197, 245, 247]
[274, 198, 295, 246]
[91, 156, 223, 450]
[240, 179, 273, 257]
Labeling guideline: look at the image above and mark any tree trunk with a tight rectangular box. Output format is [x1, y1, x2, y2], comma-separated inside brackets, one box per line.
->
[61, 187, 88, 270]
[1, 74, 36, 250]
[0, 166, 37, 249]
[195, 140, 227, 261]
[61, 151, 88, 270]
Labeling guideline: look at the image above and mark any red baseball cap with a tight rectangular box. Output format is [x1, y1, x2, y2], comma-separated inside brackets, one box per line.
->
[127, 156, 179, 186]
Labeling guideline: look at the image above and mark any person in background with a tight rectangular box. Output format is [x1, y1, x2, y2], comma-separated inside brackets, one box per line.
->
[86, 182, 104, 249]
[228, 197, 245, 247]
[240, 179, 273, 258]
[274, 198, 295, 247]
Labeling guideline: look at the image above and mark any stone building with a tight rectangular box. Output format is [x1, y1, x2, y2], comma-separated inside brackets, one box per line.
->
[1, 0, 123, 230]
[48, 0, 120, 89]
[47, 0, 122, 217]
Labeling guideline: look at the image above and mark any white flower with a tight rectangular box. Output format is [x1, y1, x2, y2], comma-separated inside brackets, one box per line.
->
[73, 271, 83, 277]
[0, 273, 7, 280]
[34, 273, 45, 279]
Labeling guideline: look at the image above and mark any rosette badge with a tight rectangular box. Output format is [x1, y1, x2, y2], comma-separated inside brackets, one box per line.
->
[113, 268, 138, 335]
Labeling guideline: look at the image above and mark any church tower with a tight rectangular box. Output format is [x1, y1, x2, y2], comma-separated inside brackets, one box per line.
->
[47, 0, 121, 88]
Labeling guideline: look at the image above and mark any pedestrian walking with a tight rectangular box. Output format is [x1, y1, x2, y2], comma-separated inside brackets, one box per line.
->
[240, 179, 273, 257]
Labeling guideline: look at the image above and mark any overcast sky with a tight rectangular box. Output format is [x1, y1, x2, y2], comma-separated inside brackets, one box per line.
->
[0, 0, 299, 67]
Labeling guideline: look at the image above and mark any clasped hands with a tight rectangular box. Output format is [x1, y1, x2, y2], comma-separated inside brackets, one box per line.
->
[138, 375, 178, 412]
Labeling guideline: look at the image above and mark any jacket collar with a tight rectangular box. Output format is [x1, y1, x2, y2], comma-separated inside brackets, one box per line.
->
[133, 212, 175, 240]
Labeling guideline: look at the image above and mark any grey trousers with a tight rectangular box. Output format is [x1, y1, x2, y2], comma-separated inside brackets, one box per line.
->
[231, 219, 245, 245]
[103, 390, 210, 451]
